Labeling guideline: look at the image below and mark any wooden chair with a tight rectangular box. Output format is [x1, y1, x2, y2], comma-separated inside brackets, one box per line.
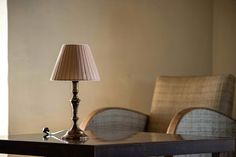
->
[167, 107, 236, 157]
[80, 75, 235, 157]
[81, 75, 235, 135]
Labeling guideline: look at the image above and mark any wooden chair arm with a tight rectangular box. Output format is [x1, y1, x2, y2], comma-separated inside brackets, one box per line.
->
[167, 107, 236, 134]
[167, 107, 197, 134]
[167, 107, 236, 157]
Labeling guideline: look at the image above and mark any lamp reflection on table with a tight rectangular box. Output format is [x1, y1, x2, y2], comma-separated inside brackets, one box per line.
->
[42, 127, 138, 144]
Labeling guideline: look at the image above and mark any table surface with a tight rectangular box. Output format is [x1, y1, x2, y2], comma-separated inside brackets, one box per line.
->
[0, 130, 234, 157]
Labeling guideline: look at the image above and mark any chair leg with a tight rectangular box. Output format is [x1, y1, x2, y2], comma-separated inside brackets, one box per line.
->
[212, 152, 220, 157]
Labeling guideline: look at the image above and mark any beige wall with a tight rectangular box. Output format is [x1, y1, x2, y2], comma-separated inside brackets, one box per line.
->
[212, 0, 236, 117]
[8, 0, 213, 134]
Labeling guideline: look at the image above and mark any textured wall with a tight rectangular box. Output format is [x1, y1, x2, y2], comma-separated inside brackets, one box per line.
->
[8, 0, 213, 135]
[212, 0, 236, 117]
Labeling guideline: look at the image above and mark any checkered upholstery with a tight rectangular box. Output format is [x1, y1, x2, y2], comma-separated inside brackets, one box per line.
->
[83, 108, 148, 136]
[173, 108, 236, 157]
[148, 75, 235, 133]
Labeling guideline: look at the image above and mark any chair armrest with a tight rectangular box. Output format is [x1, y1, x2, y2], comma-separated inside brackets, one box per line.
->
[167, 107, 196, 134]
[167, 107, 236, 137]
[80, 107, 149, 133]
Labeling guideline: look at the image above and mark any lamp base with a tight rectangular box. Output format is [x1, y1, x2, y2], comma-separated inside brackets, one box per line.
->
[62, 126, 88, 142]
[62, 81, 88, 142]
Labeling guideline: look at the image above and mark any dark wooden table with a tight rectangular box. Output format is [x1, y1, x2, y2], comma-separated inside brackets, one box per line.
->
[0, 130, 234, 157]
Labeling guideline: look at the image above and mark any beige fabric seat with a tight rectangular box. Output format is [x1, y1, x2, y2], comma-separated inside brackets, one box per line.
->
[81, 74, 235, 136]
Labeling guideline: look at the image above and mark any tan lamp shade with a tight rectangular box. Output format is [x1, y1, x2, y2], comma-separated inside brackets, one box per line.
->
[51, 44, 100, 81]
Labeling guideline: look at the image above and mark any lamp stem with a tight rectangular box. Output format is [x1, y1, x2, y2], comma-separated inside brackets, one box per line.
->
[62, 81, 88, 141]
[72, 81, 79, 128]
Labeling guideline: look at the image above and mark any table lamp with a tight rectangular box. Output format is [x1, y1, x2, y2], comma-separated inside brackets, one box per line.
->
[51, 44, 100, 141]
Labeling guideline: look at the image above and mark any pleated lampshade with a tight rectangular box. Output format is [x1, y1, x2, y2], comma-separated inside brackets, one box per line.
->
[51, 44, 100, 81]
